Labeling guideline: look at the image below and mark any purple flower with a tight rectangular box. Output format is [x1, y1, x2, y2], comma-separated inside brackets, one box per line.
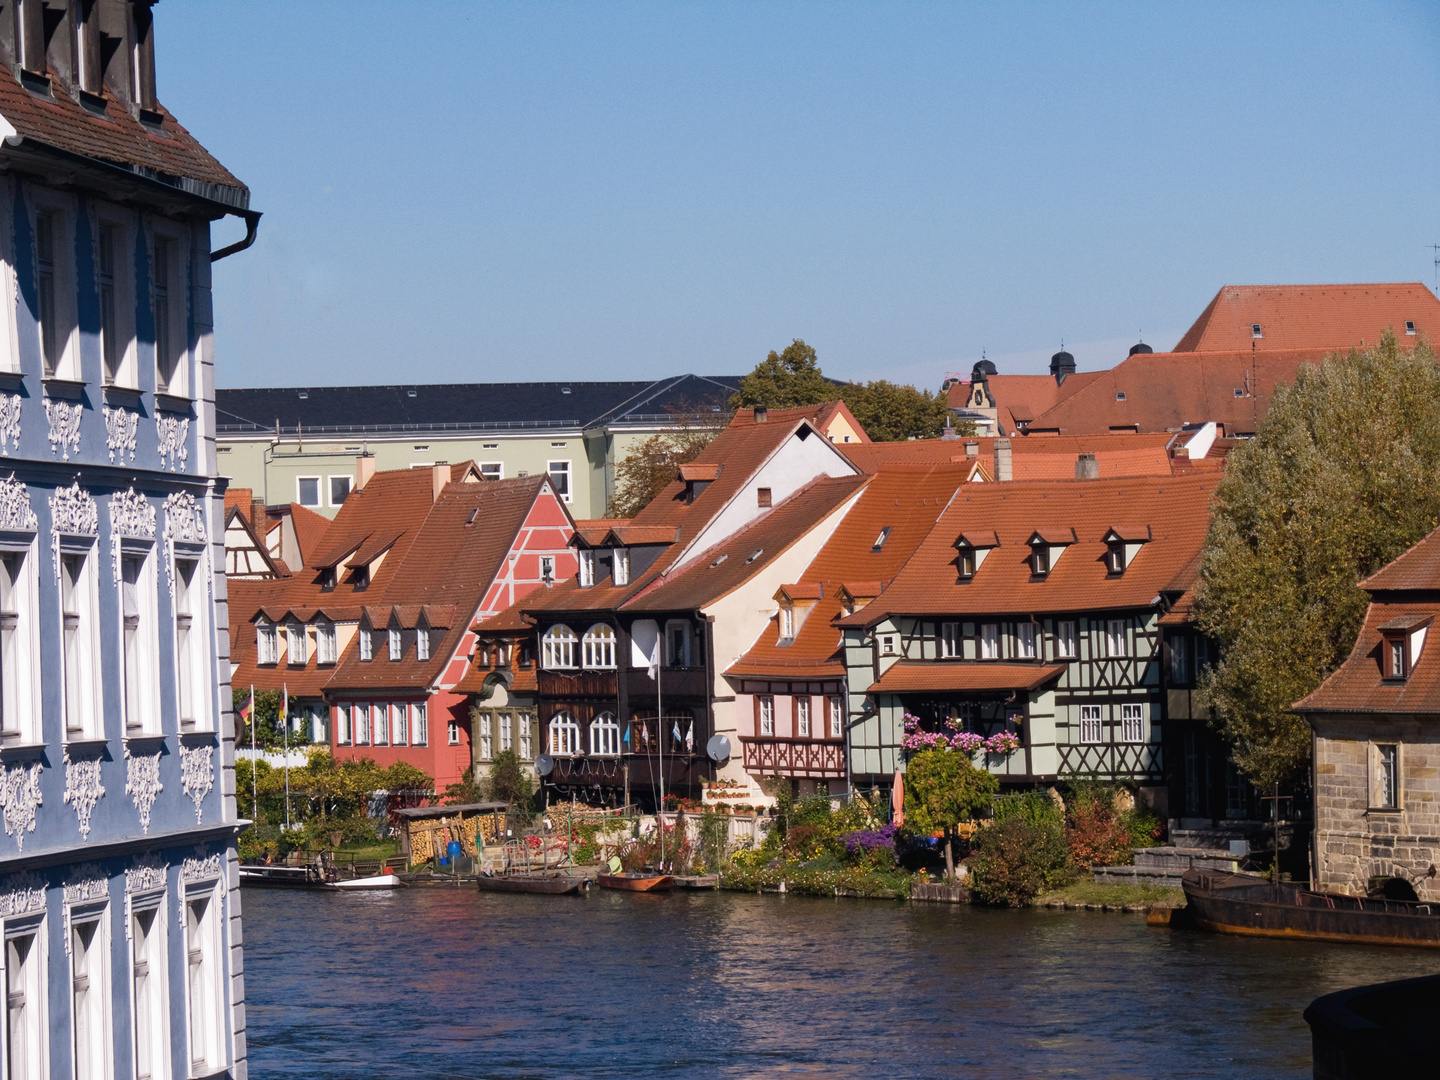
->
[843, 823, 900, 852]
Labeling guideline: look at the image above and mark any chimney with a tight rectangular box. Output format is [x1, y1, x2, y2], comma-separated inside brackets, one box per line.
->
[753, 405, 768, 423]
[1075, 453, 1099, 481]
[432, 463, 450, 502]
[941, 426, 959, 441]
[993, 438, 1012, 482]
[355, 453, 376, 491]
[964, 440, 979, 458]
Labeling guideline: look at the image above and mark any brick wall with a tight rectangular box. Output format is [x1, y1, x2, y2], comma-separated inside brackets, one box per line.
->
[1312, 714, 1440, 899]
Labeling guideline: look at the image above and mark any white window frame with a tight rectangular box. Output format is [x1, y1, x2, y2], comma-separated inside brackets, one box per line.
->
[1106, 618, 1127, 658]
[758, 695, 774, 736]
[880, 633, 897, 657]
[358, 626, 373, 662]
[778, 604, 794, 641]
[1057, 620, 1077, 660]
[590, 712, 620, 756]
[335, 703, 351, 745]
[0, 539, 41, 746]
[940, 622, 961, 659]
[416, 624, 430, 663]
[548, 460, 572, 503]
[68, 900, 113, 1080]
[796, 696, 810, 738]
[980, 623, 1000, 661]
[60, 541, 103, 742]
[582, 623, 616, 669]
[148, 223, 190, 398]
[1079, 705, 1102, 745]
[518, 715, 533, 759]
[372, 702, 388, 746]
[94, 208, 138, 390]
[32, 192, 80, 382]
[479, 462, 502, 481]
[327, 475, 352, 508]
[542, 624, 577, 669]
[578, 550, 595, 588]
[447, 720, 460, 746]
[354, 703, 370, 746]
[119, 545, 161, 737]
[295, 476, 321, 509]
[129, 895, 170, 1080]
[285, 621, 305, 666]
[548, 713, 580, 756]
[315, 620, 337, 665]
[1016, 622, 1037, 660]
[390, 703, 407, 746]
[172, 553, 210, 732]
[499, 712, 512, 753]
[612, 547, 629, 586]
[183, 881, 227, 1076]
[4, 913, 49, 1080]
[479, 714, 492, 759]
[1375, 743, 1400, 810]
[1121, 703, 1145, 743]
[410, 703, 427, 747]
[388, 626, 403, 661]
[255, 619, 277, 665]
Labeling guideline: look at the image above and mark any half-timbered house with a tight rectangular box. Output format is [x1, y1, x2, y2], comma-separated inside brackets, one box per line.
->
[836, 473, 1221, 810]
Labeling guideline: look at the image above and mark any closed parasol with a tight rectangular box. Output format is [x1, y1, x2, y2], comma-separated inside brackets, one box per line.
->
[891, 768, 904, 827]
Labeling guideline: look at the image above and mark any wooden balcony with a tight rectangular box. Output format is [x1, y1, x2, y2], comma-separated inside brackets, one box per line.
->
[740, 737, 845, 778]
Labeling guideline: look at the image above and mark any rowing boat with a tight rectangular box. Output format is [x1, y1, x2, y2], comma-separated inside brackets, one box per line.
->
[476, 874, 585, 895]
[596, 873, 674, 892]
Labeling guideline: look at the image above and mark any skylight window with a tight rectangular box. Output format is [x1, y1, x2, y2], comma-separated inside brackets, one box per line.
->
[1233, 388, 1244, 398]
[1406, 321, 1417, 335]
[407, 389, 418, 398]
[872, 527, 892, 551]
[1251, 323, 1263, 338]
[711, 554, 728, 568]
[298, 391, 309, 399]
[746, 549, 763, 564]
[1115, 392, 1126, 402]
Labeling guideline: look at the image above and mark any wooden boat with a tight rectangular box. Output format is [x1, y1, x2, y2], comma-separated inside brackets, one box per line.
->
[596, 872, 674, 892]
[239, 865, 337, 891]
[476, 873, 585, 895]
[334, 873, 404, 890]
[1181, 869, 1440, 947]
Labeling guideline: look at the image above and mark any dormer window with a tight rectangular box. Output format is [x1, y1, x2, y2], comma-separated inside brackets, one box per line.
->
[352, 563, 370, 590]
[359, 627, 373, 662]
[958, 545, 977, 579]
[417, 625, 431, 662]
[779, 603, 795, 642]
[1103, 526, 1151, 575]
[612, 547, 629, 586]
[1030, 541, 1050, 577]
[319, 567, 336, 591]
[1106, 542, 1124, 574]
[1379, 614, 1431, 682]
[256, 620, 278, 665]
[388, 627, 403, 661]
[579, 549, 595, 588]
[1027, 529, 1075, 577]
[954, 532, 998, 581]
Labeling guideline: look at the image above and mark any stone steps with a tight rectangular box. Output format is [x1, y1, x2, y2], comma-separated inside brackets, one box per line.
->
[1093, 844, 1242, 886]
[1093, 865, 1189, 886]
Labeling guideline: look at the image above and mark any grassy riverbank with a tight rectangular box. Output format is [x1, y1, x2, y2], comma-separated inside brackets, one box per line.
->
[1036, 881, 1185, 909]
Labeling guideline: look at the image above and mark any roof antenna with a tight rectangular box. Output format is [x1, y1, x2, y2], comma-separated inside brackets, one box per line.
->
[1433, 243, 1440, 297]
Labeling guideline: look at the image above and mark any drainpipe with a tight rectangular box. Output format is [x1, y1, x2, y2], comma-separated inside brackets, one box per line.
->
[211, 210, 262, 262]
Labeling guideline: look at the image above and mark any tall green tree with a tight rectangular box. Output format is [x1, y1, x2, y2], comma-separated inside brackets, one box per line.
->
[902, 748, 998, 878]
[730, 339, 834, 409]
[1194, 333, 1440, 791]
[608, 413, 725, 517]
[840, 379, 963, 441]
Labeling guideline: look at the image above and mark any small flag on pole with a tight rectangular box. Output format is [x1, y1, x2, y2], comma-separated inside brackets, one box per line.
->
[672, 719, 682, 745]
[623, 724, 631, 746]
[685, 722, 694, 753]
[647, 635, 661, 681]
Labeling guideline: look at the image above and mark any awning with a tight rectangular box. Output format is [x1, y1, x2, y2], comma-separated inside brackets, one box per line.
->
[868, 661, 1065, 694]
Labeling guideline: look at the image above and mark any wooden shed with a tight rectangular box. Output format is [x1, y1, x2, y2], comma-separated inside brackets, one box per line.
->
[394, 802, 511, 861]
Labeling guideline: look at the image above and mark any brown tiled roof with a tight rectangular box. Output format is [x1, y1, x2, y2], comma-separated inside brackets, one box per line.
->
[948, 372, 1104, 434]
[868, 661, 1066, 694]
[837, 472, 1222, 627]
[288, 503, 331, 567]
[229, 578, 336, 698]
[1175, 284, 1440, 353]
[1360, 526, 1440, 593]
[727, 464, 972, 680]
[678, 463, 722, 482]
[0, 81, 246, 202]
[839, 433, 1182, 480]
[1021, 349, 1331, 436]
[1294, 601, 1440, 715]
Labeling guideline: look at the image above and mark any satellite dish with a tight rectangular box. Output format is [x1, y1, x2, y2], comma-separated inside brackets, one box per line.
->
[706, 734, 731, 763]
[534, 754, 555, 777]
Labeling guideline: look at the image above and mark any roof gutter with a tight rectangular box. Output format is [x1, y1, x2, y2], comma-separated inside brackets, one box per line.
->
[211, 209, 262, 262]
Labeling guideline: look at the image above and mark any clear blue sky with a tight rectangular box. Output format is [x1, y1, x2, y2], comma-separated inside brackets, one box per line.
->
[162, 2, 1440, 391]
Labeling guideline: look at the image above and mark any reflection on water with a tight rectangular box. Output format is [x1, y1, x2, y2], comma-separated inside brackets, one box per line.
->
[242, 887, 1440, 1079]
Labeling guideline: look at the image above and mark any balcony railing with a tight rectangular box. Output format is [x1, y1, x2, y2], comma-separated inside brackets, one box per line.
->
[739, 737, 845, 777]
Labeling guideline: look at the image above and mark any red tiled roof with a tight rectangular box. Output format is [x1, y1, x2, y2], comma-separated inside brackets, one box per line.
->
[678, 463, 722, 481]
[840, 433, 1182, 479]
[1175, 284, 1440, 353]
[837, 473, 1222, 627]
[868, 661, 1066, 694]
[288, 503, 331, 568]
[1021, 349, 1331, 436]
[1360, 526, 1440, 592]
[1294, 601, 1440, 715]
[948, 372, 1105, 435]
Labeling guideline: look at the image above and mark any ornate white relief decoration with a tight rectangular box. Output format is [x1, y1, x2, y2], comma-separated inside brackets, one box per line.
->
[0, 871, 45, 917]
[62, 749, 105, 841]
[44, 398, 82, 460]
[180, 743, 213, 822]
[0, 761, 42, 850]
[156, 414, 189, 472]
[124, 746, 163, 835]
[125, 856, 166, 896]
[163, 491, 209, 601]
[0, 393, 20, 456]
[0, 474, 37, 532]
[62, 864, 109, 955]
[49, 481, 98, 584]
[181, 852, 221, 884]
[103, 406, 138, 464]
[109, 486, 156, 584]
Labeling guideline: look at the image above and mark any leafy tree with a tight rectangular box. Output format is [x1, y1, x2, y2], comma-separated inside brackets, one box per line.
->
[232, 687, 301, 751]
[730, 339, 834, 409]
[484, 749, 535, 808]
[608, 413, 725, 517]
[968, 814, 1072, 906]
[1194, 332, 1440, 792]
[839, 379, 963, 442]
[441, 766, 485, 806]
[902, 748, 998, 878]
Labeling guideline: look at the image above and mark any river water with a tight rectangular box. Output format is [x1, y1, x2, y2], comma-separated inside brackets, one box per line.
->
[242, 887, 1440, 1079]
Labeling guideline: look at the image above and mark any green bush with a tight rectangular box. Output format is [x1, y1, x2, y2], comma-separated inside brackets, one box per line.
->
[968, 816, 1073, 906]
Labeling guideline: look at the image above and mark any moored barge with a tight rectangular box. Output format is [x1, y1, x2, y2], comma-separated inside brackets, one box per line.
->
[1181, 869, 1440, 947]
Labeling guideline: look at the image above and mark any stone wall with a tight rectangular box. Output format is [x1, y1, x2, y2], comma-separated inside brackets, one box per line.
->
[1311, 714, 1440, 899]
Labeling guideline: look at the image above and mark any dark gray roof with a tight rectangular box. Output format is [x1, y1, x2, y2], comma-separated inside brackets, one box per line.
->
[216, 374, 743, 436]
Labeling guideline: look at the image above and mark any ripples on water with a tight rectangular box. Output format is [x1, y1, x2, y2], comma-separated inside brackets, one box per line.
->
[241, 887, 1440, 1079]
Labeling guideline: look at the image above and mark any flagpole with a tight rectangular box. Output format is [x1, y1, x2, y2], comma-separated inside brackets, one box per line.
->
[250, 685, 256, 823]
[658, 643, 665, 869]
[283, 684, 291, 831]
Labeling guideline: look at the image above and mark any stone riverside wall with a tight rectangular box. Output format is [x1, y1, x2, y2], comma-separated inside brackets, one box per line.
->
[1311, 715, 1440, 900]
